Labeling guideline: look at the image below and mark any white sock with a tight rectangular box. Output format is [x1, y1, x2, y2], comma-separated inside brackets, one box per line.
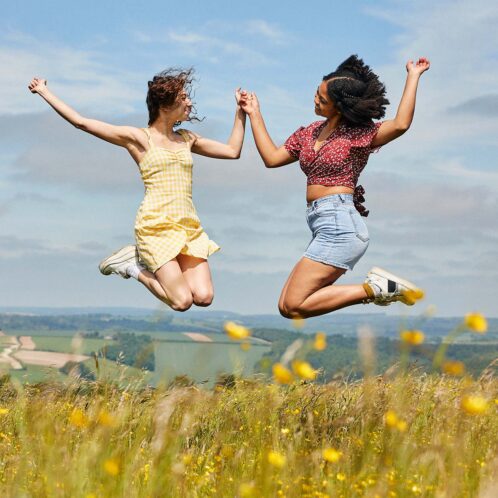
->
[126, 263, 145, 280]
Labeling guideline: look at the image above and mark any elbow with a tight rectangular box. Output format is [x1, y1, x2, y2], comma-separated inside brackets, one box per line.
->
[228, 147, 241, 159]
[395, 121, 411, 134]
[73, 119, 87, 131]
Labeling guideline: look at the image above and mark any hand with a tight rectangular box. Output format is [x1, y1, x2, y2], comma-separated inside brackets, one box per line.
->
[406, 58, 430, 76]
[235, 87, 244, 104]
[28, 77, 48, 94]
[238, 91, 260, 116]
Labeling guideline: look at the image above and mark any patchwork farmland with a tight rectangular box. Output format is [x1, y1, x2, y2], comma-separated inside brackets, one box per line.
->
[0, 329, 271, 386]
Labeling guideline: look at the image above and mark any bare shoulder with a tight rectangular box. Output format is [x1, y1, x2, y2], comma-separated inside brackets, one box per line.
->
[180, 129, 200, 143]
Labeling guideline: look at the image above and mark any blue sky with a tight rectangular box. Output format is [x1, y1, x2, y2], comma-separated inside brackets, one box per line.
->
[1, 0, 497, 317]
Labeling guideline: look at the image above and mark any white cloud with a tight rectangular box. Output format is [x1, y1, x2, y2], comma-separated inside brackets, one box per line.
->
[0, 30, 142, 115]
[245, 20, 288, 45]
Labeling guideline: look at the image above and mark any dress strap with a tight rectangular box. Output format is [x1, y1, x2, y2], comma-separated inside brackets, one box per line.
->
[142, 128, 153, 146]
[177, 129, 190, 144]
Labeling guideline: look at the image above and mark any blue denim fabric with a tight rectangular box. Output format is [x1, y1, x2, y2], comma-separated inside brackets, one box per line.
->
[304, 194, 369, 271]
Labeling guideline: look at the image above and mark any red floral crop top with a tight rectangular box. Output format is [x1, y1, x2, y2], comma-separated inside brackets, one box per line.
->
[284, 120, 382, 216]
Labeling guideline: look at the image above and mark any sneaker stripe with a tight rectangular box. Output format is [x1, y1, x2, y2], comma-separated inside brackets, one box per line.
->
[367, 266, 418, 291]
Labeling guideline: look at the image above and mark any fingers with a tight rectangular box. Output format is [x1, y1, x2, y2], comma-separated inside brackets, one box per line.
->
[28, 77, 46, 93]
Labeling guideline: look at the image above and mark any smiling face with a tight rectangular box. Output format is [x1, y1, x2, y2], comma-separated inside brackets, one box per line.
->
[314, 80, 339, 119]
[163, 88, 192, 123]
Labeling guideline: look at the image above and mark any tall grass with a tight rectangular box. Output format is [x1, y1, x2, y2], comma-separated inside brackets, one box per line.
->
[0, 312, 497, 497]
[0, 371, 497, 497]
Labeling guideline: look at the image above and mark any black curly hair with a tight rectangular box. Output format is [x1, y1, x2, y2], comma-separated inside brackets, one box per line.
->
[323, 55, 389, 127]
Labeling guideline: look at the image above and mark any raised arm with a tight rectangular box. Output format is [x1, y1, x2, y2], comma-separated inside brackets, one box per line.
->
[188, 88, 246, 159]
[371, 58, 430, 148]
[28, 78, 145, 149]
[239, 93, 296, 168]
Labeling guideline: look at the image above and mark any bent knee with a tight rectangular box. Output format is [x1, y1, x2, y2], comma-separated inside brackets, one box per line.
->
[170, 293, 194, 312]
[278, 300, 302, 319]
[193, 288, 214, 307]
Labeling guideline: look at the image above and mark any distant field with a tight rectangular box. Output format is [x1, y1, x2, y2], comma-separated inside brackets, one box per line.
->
[153, 340, 271, 385]
[0, 331, 271, 387]
[8, 364, 67, 383]
[30, 336, 113, 354]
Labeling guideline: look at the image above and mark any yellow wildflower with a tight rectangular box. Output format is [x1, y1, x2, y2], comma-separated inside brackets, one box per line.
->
[239, 482, 257, 497]
[272, 363, 294, 384]
[401, 288, 425, 305]
[396, 420, 408, 432]
[240, 341, 251, 351]
[384, 410, 398, 428]
[461, 395, 489, 415]
[97, 410, 117, 428]
[103, 458, 120, 476]
[442, 361, 465, 376]
[0, 408, 9, 415]
[322, 448, 342, 463]
[224, 321, 251, 340]
[292, 317, 305, 329]
[69, 408, 89, 428]
[464, 313, 487, 334]
[314, 332, 327, 351]
[267, 451, 287, 468]
[399, 330, 425, 345]
[336, 473, 346, 481]
[292, 360, 317, 381]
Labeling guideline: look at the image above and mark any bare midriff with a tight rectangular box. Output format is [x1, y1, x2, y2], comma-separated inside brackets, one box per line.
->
[306, 184, 354, 203]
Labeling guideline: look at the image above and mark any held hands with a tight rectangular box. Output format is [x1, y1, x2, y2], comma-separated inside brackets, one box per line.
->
[28, 77, 48, 94]
[237, 90, 260, 116]
[406, 57, 430, 76]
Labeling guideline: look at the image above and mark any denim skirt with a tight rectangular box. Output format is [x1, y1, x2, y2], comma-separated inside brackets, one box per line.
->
[304, 193, 369, 271]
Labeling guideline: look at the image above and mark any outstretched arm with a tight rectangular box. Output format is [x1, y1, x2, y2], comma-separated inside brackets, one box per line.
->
[28, 78, 144, 149]
[239, 93, 296, 168]
[372, 58, 430, 148]
[189, 88, 246, 159]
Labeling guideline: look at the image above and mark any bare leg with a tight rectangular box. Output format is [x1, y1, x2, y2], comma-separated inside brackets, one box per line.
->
[279, 257, 369, 318]
[176, 254, 214, 307]
[137, 259, 194, 311]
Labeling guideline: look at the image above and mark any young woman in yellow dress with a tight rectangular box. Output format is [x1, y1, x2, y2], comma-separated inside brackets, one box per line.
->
[29, 69, 246, 311]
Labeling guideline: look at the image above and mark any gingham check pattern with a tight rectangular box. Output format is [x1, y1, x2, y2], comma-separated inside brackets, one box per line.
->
[134, 129, 219, 272]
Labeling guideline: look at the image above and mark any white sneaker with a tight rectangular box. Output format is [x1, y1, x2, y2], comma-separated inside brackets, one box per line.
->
[99, 245, 138, 279]
[364, 266, 422, 306]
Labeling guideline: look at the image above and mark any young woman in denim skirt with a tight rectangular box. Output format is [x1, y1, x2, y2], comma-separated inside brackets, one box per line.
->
[240, 55, 430, 318]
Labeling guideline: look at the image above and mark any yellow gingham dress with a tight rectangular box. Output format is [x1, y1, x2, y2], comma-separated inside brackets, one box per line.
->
[134, 128, 219, 272]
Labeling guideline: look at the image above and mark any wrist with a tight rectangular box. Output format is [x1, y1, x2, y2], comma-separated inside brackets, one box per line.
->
[37, 87, 50, 98]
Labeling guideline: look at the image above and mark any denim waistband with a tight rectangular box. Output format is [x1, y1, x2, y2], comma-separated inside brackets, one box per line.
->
[307, 193, 354, 208]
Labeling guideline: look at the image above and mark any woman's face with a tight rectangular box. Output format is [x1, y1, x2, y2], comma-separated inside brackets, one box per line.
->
[314, 80, 338, 119]
[165, 88, 192, 122]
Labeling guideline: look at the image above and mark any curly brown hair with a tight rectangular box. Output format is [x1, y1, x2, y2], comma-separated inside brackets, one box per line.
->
[146, 67, 201, 126]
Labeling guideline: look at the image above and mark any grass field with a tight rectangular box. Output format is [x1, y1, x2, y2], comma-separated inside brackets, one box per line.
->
[153, 340, 271, 386]
[0, 374, 496, 497]
[0, 332, 271, 387]
[29, 336, 113, 355]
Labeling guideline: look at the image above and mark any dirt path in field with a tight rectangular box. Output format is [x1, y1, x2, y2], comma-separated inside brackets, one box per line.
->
[13, 350, 90, 368]
[0, 336, 22, 370]
[19, 336, 36, 350]
[183, 332, 213, 343]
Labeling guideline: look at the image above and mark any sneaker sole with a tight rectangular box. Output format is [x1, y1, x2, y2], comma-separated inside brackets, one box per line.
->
[99, 246, 136, 276]
[367, 266, 419, 306]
